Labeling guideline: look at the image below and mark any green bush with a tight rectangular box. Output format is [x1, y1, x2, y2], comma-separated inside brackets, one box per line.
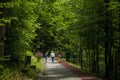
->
[0, 65, 12, 80]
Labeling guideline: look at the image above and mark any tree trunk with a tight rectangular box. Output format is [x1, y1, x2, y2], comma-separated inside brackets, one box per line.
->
[0, 26, 6, 56]
[79, 34, 83, 70]
[80, 50, 83, 69]
[96, 42, 99, 73]
[104, 0, 111, 79]
[92, 38, 97, 73]
[0, 1, 8, 57]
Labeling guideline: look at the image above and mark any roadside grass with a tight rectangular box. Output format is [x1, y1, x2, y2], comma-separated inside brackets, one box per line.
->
[61, 58, 103, 80]
[8, 51, 43, 80]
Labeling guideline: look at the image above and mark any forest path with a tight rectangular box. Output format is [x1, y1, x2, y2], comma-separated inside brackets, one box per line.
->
[45, 58, 81, 80]
[38, 58, 99, 80]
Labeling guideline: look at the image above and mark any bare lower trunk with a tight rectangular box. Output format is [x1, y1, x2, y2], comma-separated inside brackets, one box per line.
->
[0, 0, 8, 57]
[0, 26, 6, 57]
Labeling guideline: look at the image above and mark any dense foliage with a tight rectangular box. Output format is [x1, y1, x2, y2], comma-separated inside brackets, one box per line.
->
[0, 0, 120, 80]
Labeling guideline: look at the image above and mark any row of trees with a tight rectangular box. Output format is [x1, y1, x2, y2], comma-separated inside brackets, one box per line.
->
[0, 0, 120, 80]
[0, 0, 41, 79]
[59, 0, 120, 80]
[0, 0, 40, 64]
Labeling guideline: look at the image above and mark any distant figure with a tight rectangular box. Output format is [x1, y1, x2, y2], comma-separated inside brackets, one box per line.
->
[35, 50, 43, 62]
[45, 51, 48, 63]
[57, 52, 63, 60]
[50, 50, 55, 63]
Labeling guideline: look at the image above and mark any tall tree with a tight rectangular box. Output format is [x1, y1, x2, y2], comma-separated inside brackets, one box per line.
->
[0, 0, 11, 57]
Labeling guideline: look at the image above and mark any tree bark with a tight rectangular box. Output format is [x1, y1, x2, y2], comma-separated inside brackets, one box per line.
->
[96, 42, 99, 73]
[104, 0, 111, 79]
[0, 0, 8, 57]
[79, 34, 83, 70]
[0, 26, 6, 56]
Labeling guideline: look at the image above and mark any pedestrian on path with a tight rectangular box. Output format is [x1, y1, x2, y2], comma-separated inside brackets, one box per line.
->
[45, 51, 48, 63]
[50, 50, 55, 63]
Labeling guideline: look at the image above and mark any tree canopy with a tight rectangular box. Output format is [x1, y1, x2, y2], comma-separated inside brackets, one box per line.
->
[0, 0, 120, 80]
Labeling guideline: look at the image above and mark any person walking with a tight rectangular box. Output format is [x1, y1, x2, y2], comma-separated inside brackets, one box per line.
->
[50, 50, 55, 63]
[45, 51, 48, 63]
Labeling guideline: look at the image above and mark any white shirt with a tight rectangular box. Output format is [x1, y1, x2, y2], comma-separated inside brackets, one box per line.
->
[51, 52, 55, 57]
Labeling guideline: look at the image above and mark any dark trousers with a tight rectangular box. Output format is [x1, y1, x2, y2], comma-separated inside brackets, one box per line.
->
[45, 56, 47, 63]
[51, 57, 54, 63]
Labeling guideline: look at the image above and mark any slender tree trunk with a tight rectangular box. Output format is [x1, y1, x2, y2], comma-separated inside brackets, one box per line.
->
[0, 1, 8, 57]
[91, 39, 96, 73]
[93, 51, 96, 73]
[117, 9, 120, 80]
[0, 26, 6, 57]
[117, 47, 120, 80]
[96, 42, 99, 73]
[80, 50, 83, 69]
[79, 36, 83, 70]
[104, 0, 111, 79]
[88, 47, 91, 71]
[114, 50, 117, 80]
[78, 33, 83, 70]
[104, 40, 110, 78]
